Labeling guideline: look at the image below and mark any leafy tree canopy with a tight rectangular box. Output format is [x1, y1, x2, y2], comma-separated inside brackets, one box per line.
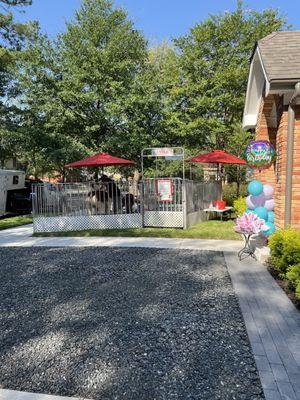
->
[2, 0, 289, 183]
[171, 1, 287, 151]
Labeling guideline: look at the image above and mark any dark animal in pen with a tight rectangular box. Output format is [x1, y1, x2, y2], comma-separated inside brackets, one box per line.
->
[122, 193, 135, 213]
[99, 175, 121, 213]
[87, 183, 112, 214]
[87, 176, 137, 214]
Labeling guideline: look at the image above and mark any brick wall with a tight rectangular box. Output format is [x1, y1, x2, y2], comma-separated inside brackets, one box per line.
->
[291, 107, 300, 228]
[254, 93, 300, 229]
[254, 94, 277, 189]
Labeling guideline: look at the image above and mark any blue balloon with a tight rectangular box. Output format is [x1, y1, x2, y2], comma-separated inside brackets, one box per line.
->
[254, 206, 268, 221]
[248, 180, 263, 196]
[268, 211, 275, 223]
[262, 221, 276, 237]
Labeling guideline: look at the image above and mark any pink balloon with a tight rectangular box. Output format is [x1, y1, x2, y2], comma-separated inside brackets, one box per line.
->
[246, 195, 255, 209]
[265, 199, 275, 211]
[252, 193, 266, 207]
[263, 184, 274, 200]
[246, 194, 265, 209]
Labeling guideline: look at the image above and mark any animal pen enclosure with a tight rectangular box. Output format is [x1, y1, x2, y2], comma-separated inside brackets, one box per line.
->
[31, 179, 221, 233]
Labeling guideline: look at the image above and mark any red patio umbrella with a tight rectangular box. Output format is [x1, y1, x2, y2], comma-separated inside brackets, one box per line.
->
[189, 150, 246, 200]
[65, 152, 134, 168]
[190, 150, 246, 165]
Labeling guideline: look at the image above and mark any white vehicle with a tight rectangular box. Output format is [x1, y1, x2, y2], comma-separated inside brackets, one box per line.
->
[0, 170, 26, 216]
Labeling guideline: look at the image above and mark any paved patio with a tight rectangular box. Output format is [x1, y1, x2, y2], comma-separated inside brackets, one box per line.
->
[0, 224, 242, 252]
[0, 225, 299, 400]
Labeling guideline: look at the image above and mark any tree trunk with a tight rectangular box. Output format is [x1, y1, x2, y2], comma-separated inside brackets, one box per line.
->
[236, 165, 240, 197]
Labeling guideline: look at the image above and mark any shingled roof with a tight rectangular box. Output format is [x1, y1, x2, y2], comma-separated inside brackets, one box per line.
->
[256, 30, 300, 82]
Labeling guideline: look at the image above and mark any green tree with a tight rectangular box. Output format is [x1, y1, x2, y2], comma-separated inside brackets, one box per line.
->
[9, 0, 290, 181]
[171, 1, 287, 152]
[55, 0, 146, 149]
[14, 0, 147, 175]
[0, 0, 36, 166]
[224, 123, 253, 195]
[105, 42, 179, 165]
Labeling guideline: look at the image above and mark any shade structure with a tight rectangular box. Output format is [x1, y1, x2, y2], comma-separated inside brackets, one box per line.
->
[190, 150, 246, 165]
[65, 153, 134, 168]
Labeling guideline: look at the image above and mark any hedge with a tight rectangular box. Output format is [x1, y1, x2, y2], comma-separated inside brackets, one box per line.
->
[269, 228, 300, 299]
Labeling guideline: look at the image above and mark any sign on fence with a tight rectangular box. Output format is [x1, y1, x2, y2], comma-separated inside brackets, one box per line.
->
[156, 179, 173, 202]
[151, 148, 174, 157]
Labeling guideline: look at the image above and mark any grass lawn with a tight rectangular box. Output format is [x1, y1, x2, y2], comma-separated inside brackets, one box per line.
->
[34, 220, 241, 241]
[0, 216, 32, 231]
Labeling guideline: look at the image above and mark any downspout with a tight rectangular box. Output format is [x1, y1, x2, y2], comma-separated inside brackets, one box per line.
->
[284, 82, 300, 227]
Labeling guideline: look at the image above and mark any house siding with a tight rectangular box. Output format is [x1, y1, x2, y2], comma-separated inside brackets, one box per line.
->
[254, 93, 300, 229]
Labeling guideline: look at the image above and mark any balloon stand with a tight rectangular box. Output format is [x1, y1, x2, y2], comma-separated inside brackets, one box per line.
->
[235, 140, 277, 261]
[235, 179, 275, 260]
[238, 233, 256, 261]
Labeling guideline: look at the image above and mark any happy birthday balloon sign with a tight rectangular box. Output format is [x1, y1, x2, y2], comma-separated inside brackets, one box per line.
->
[244, 141, 276, 171]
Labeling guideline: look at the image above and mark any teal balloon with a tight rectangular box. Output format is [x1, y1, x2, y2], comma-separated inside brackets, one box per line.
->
[268, 211, 275, 223]
[254, 206, 268, 221]
[262, 222, 276, 237]
[248, 180, 263, 196]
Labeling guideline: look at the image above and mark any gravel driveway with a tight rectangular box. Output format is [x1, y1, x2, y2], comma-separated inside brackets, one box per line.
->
[0, 247, 264, 400]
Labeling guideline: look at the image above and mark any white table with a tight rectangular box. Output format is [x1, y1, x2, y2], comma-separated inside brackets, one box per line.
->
[203, 206, 233, 221]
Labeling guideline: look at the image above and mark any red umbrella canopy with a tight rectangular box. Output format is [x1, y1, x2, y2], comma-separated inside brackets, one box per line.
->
[65, 153, 135, 168]
[190, 150, 246, 165]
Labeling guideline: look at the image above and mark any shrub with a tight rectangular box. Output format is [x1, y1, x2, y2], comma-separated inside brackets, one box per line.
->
[269, 228, 300, 276]
[296, 282, 300, 300]
[286, 264, 300, 300]
[233, 197, 247, 216]
[286, 263, 300, 290]
[222, 183, 247, 206]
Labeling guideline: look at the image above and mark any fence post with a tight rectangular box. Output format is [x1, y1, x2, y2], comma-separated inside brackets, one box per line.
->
[140, 181, 145, 228]
[182, 179, 187, 229]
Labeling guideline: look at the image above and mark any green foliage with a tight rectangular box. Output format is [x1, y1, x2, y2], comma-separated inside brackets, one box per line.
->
[0, 215, 32, 230]
[1, 0, 288, 179]
[286, 264, 300, 290]
[269, 228, 300, 276]
[233, 197, 247, 216]
[11, 0, 147, 175]
[0, 0, 37, 170]
[105, 43, 179, 163]
[286, 264, 300, 300]
[222, 183, 247, 206]
[171, 4, 287, 150]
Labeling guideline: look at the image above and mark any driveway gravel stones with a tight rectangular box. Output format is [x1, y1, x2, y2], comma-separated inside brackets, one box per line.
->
[0, 247, 264, 400]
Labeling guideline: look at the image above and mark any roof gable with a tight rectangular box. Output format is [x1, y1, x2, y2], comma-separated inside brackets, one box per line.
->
[243, 30, 300, 129]
[258, 31, 300, 82]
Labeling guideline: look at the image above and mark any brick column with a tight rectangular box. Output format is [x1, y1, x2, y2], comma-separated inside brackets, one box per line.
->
[275, 109, 287, 229]
[291, 106, 300, 228]
[254, 94, 277, 188]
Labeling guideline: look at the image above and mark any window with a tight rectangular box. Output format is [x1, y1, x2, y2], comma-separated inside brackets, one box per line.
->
[13, 176, 19, 185]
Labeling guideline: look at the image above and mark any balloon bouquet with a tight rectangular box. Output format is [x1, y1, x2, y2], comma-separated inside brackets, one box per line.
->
[236, 140, 276, 238]
[245, 180, 275, 237]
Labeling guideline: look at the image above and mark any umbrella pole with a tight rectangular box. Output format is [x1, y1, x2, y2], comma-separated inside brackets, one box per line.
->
[217, 163, 223, 200]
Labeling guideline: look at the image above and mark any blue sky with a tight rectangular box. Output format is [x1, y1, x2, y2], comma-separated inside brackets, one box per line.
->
[14, 0, 299, 42]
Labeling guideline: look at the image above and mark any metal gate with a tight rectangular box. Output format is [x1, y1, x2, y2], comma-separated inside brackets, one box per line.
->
[141, 178, 184, 228]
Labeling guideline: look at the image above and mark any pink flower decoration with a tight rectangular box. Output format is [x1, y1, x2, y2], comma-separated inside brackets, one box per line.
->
[235, 212, 268, 235]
